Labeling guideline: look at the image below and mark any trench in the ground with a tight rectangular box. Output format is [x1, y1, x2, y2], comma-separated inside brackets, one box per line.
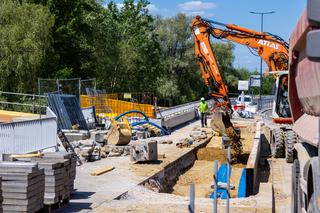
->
[143, 125, 257, 199]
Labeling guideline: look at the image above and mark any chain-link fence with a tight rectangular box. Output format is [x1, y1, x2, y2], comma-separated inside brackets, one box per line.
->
[38, 78, 81, 99]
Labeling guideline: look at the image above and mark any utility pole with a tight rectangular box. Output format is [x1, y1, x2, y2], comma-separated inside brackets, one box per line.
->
[250, 11, 275, 110]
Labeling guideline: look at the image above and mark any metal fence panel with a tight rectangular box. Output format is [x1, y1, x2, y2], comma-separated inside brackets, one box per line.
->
[0, 117, 57, 157]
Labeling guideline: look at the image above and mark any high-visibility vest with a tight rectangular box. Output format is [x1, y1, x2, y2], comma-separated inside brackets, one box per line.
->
[200, 102, 208, 113]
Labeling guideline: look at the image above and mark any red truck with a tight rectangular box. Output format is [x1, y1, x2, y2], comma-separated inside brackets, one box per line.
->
[289, 0, 320, 212]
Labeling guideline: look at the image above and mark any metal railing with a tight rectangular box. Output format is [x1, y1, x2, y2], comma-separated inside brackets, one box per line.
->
[156, 99, 214, 119]
[0, 109, 57, 158]
[230, 95, 274, 111]
[0, 91, 47, 114]
[257, 96, 274, 110]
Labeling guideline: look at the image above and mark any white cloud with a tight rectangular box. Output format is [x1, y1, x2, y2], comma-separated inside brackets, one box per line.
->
[183, 11, 214, 18]
[147, 4, 160, 13]
[179, 1, 217, 11]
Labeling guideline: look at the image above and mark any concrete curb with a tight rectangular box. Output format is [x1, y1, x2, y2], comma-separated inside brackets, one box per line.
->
[246, 122, 262, 196]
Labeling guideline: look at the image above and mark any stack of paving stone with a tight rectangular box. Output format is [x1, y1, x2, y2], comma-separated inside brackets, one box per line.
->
[32, 151, 77, 205]
[69, 156, 77, 194]
[0, 177, 2, 212]
[31, 157, 69, 205]
[42, 152, 77, 196]
[0, 162, 44, 212]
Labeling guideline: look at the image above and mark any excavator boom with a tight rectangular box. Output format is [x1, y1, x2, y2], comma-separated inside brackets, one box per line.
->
[192, 16, 242, 157]
[195, 16, 289, 72]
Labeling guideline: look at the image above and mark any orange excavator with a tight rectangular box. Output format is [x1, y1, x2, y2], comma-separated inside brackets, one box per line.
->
[191, 16, 290, 158]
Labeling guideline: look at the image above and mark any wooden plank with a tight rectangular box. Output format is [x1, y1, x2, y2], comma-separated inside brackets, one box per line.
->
[90, 166, 115, 176]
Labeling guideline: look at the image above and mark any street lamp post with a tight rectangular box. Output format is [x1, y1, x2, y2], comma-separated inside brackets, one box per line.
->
[250, 11, 275, 110]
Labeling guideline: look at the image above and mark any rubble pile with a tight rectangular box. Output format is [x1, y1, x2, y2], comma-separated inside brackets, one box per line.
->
[104, 145, 131, 157]
[72, 139, 103, 162]
[176, 127, 212, 149]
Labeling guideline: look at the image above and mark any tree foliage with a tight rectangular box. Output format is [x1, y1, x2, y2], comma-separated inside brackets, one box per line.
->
[155, 13, 205, 105]
[0, 0, 53, 93]
[0, 0, 273, 106]
[103, 0, 162, 93]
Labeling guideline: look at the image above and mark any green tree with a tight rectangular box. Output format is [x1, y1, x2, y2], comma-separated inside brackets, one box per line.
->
[155, 13, 206, 105]
[156, 76, 180, 106]
[41, 0, 112, 79]
[0, 0, 53, 93]
[103, 0, 162, 93]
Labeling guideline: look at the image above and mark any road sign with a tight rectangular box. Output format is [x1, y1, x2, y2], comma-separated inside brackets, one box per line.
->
[250, 75, 261, 87]
[123, 93, 132, 99]
[238, 80, 249, 91]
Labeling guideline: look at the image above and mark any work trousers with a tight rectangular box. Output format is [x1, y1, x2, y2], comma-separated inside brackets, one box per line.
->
[200, 113, 207, 128]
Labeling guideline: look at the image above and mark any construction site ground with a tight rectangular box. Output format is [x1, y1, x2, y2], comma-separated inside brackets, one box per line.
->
[58, 117, 292, 213]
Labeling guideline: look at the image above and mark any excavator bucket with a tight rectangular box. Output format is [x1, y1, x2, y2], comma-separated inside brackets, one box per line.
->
[211, 110, 243, 157]
[106, 118, 132, 146]
[210, 111, 226, 134]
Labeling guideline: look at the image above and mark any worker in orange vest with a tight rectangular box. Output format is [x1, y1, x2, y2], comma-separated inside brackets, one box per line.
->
[199, 97, 208, 128]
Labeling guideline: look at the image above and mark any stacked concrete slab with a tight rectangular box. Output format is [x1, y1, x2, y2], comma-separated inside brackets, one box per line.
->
[41, 152, 76, 195]
[33, 158, 68, 205]
[0, 162, 44, 212]
[32, 152, 76, 205]
[0, 177, 2, 212]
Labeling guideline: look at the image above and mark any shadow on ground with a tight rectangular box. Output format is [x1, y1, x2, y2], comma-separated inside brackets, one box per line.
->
[55, 191, 95, 212]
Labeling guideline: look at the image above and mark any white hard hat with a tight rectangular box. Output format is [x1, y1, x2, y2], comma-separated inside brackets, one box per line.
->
[201, 97, 205, 101]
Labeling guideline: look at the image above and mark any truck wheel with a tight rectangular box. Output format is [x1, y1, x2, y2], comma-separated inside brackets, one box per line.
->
[285, 130, 297, 163]
[291, 159, 301, 213]
[271, 128, 284, 158]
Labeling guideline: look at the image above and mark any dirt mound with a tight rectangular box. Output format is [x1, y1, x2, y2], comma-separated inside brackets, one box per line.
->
[197, 147, 227, 162]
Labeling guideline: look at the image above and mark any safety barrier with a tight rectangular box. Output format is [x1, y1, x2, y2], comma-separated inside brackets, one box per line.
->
[0, 115, 57, 159]
[80, 95, 155, 118]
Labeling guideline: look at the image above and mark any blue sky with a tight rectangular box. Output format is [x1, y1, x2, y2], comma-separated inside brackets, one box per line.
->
[104, 1, 306, 71]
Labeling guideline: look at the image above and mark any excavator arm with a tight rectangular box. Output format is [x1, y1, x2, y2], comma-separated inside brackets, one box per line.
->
[192, 16, 242, 158]
[192, 19, 230, 109]
[192, 16, 289, 72]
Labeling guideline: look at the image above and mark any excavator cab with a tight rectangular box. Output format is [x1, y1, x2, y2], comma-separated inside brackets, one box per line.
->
[272, 73, 292, 120]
